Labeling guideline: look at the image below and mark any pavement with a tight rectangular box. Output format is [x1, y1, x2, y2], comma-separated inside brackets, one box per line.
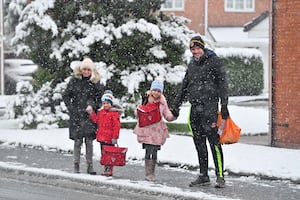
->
[1, 143, 299, 200]
[2, 95, 299, 199]
[239, 134, 271, 146]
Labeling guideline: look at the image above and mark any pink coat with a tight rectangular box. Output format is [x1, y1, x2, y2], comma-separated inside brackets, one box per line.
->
[133, 102, 176, 146]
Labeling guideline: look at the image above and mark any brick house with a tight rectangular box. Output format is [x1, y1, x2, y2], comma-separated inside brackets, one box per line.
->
[271, 0, 300, 149]
[162, 0, 271, 93]
[161, 0, 270, 36]
[163, 0, 300, 149]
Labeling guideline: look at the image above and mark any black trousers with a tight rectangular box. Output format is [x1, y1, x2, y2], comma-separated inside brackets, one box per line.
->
[189, 103, 224, 178]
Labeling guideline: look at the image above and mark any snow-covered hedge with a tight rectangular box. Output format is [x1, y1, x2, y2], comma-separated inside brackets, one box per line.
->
[216, 48, 264, 96]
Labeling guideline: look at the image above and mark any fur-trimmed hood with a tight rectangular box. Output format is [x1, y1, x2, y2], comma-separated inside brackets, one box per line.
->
[73, 58, 100, 83]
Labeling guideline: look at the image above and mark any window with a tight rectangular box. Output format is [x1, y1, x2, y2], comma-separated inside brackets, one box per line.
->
[161, 0, 184, 11]
[225, 0, 255, 12]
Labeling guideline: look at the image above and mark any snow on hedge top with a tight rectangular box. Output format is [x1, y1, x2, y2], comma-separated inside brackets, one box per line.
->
[215, 47, 263, 59]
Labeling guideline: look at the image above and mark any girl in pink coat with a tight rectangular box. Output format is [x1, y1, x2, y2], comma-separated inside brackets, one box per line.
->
[133, 80, 176, 181]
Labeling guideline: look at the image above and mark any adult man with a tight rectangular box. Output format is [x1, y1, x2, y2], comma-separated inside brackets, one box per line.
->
[170, 35, 229, 188]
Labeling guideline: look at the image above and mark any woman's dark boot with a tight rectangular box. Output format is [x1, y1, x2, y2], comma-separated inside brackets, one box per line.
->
[87, 163, 96, 175]
[74, 163, 80, 173]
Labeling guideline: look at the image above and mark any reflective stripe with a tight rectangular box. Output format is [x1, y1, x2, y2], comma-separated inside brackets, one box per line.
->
[187, 104, 193, 136]
[214, 145, 223, 177]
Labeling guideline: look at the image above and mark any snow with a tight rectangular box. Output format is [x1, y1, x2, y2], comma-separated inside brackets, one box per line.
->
[1, 95, 300, 189]
[2, 1, 299, 198]
[4, 59, 38, 82]
[208, 27, 268, 46]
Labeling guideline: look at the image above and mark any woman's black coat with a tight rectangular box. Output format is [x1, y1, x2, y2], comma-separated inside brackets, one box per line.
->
[63, 76, 103, 140]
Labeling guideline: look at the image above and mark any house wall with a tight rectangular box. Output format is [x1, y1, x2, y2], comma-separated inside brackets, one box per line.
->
[272, 0, 300, 148]
[162, 0, 270, 35]
[208, 0, 270, 27]
[163, 0, 205, 34]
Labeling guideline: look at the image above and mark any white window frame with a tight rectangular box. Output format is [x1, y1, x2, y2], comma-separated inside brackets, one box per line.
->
[161, 0, 185, 11]
[224, 0, 255, 12]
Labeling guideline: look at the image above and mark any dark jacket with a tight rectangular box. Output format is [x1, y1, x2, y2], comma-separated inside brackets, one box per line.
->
[175, 49, 228, 108]
[63, 76, 103, 140]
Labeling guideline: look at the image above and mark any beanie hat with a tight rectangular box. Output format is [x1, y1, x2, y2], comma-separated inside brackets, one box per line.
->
[101, 90, 114, 105]
[101, 94, 113, 105]
[103, 90, 113, 95]
[150, 80, 164, 93]
[80, 58, 95, 70]
[190, 35, 205, 49]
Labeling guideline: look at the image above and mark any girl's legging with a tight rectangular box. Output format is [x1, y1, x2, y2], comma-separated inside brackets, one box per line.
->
[143, 143, 160, 160]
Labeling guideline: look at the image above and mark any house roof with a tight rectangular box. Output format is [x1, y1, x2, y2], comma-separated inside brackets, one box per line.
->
[208, 26, 268, 47]
[243, 11, 269, 32]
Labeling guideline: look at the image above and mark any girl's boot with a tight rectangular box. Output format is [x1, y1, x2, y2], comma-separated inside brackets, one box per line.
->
[101, 166, 113, 176]
[145, 159, 155, 181]
[108, 166, 113, 176]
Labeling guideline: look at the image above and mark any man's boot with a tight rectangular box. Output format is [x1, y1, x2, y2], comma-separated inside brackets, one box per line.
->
[189, 174, 210, 187]
[74, 163, 80, 173]
[215, 176, 225, 188]
[87, 163, 96, 175]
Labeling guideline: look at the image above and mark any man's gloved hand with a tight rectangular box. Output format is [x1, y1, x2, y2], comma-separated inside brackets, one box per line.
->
[170, 107, 180, 118]
[111, 139, 118, 145]
[221, 105, 230, 119]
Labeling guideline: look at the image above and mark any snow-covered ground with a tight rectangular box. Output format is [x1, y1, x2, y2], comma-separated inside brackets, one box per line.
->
[1, 94, 300, 182]
[0, 94, 300, 199]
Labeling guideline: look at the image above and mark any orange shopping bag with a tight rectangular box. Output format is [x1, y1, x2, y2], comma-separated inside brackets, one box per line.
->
[217, 112, 241, 144]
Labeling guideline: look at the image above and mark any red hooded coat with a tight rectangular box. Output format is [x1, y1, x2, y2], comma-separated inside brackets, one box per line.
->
[89, 108, 121, 144]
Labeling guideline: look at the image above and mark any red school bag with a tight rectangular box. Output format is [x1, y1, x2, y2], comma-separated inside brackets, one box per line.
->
[100, 145, 128, 166]
[137, 102, 162, 127]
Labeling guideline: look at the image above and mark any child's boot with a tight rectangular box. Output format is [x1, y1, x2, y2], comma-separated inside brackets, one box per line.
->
[145, 159, 155, 181]
[101, 165, 113, 176]
[108, 166, 113, 176]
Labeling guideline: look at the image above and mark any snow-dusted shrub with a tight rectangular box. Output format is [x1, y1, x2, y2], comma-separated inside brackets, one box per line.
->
[11, 0, 194, 104]
[8, 79, 70, 129]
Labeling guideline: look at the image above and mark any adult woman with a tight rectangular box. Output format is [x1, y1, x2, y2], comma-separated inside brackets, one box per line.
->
[63, 58, 103, 175]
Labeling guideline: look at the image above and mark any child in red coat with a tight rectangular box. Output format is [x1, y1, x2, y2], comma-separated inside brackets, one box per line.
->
[86, 90, 122, 176]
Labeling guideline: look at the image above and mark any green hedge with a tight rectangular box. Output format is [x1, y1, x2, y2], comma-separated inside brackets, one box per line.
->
[121, 122, 191, 135]
[216, 48, 264, 96]
[222, 56, 264, 96]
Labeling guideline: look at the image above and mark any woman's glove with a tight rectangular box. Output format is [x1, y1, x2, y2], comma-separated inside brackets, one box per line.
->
[111, 139, 118, 145]
[86, 105, 93, 114]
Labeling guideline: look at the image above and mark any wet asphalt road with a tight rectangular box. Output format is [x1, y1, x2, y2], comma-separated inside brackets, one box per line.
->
[0, 144, 299, 200]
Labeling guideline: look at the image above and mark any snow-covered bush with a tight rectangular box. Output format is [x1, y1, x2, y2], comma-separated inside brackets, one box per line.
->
[8, 0, 195, 127]
[11, 0, 193, 95]
[8, 79, 70, 129]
